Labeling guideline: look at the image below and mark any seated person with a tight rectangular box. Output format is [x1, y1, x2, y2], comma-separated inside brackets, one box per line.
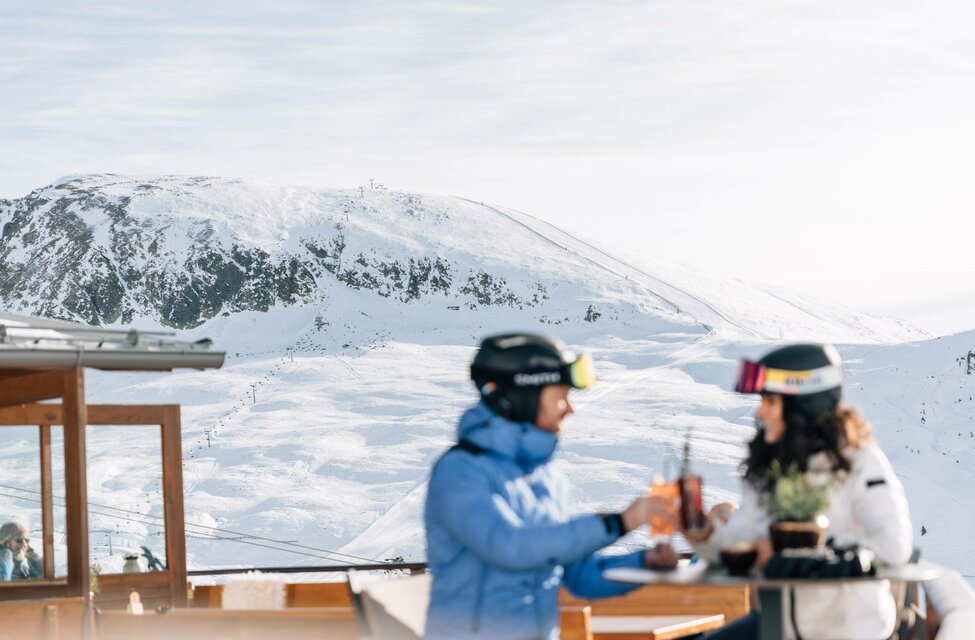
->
[425, 333, 678, 640]
[0, 521, 43, 580]
[686, 344, 913, 640]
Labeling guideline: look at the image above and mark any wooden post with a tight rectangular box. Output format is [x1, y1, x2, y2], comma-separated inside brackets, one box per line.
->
[161, 405, 188, 607]
[62, 367, 90, 598]
[39, 424, 56, 579]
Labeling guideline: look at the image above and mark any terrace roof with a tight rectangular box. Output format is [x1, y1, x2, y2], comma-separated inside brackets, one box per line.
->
[0, 312, 224, 371]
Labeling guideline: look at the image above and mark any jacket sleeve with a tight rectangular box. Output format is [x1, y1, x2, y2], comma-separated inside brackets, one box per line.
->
[26, 550, 43, 578]
[0, 548, 12, 581]
[562, 550, 645, 599]
[426, 454, 618, 572]
[847, 444, 913, 565]
[689, 483, 770, 563]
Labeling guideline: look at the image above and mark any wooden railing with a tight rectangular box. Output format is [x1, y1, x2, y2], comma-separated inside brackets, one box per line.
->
[187, 561, 427, 576]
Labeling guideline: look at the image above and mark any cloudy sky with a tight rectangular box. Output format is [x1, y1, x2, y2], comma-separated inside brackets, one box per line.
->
[2, 1, 973, 335]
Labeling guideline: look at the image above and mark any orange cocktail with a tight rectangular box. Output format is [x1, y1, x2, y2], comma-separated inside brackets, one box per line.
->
[649, 479, 680, 537]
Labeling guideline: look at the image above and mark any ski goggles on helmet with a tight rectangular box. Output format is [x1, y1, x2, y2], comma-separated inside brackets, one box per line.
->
[566, 353, 596, 389]
[472, 353, 596, 390]
[734, 360, 843, 395]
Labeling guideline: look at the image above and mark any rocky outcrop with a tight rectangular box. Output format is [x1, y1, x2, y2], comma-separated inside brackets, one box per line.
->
[0, 175, 543, 328]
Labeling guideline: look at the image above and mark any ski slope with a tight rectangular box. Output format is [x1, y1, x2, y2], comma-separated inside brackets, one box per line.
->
[0, 175, 966, 584]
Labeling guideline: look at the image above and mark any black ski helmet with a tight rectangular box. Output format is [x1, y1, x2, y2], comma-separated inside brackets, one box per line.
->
[471, 333, 594, 423]
[735, 343, 844, 417]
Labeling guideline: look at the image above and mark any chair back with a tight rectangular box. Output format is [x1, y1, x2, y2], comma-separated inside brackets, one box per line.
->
[0, 597, 89, 640]
[559, 605, 593, 640]
[922, 565, 975, 640]
[560, 583, 750, 623]
[347, 570, 430, 639]
[892, 548, 924, 640]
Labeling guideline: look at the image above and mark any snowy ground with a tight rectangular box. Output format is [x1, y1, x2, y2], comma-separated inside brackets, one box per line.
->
[2, 304, 966, 583]
[0, 178, 967, 583]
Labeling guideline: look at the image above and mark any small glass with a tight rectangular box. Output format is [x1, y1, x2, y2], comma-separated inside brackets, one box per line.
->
[679, 473, 706, 533]
[649, 464, 680, 539]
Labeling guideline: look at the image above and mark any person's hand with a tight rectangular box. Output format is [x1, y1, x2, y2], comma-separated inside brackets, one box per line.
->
[683, 502, 737, 542]
[754, 538, 774, 567]
[622, 495, 679, 533]
[709, 502, 734, 525]
[643, 540, 679, 571]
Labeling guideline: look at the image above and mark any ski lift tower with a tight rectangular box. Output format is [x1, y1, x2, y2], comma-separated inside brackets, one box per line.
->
[0, 313, 223, 609]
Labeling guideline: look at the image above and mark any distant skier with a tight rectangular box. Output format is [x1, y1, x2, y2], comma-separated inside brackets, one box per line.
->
[685, 344, 914, 640]
[425, 333, 678, 640]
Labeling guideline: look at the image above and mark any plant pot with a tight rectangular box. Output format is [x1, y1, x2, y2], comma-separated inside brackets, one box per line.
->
[721, 542, 758, 577]
[769, 515, 828, 553]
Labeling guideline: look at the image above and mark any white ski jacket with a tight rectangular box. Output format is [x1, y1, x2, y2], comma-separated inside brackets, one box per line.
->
[692, 442, 913, 640]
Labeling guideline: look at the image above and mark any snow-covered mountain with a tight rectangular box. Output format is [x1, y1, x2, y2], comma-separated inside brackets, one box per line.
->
[0, 174, 922, 343]
[2, 174, 968, 584]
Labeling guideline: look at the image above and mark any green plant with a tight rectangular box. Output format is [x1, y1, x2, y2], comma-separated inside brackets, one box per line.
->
[763, 461, 831, 522]
[90, 563, 101, 595]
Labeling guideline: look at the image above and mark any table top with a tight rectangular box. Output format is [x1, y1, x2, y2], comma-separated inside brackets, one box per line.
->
[590, 614, 726, 640]
[604, 560, 942, 588]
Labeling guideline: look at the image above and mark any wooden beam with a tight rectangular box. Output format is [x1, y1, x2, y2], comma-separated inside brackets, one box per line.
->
[0, 368, 45, 381]
[89, 404, 167, 425]
[62, 368, 89, 598]
[39, 424, 55, 579]
[0, 404, 60, 426]
[0, 585, 74, 602]
[0, 371, 63, 408]
[161, 405, 188, 607]
[0, 404, 169, 426]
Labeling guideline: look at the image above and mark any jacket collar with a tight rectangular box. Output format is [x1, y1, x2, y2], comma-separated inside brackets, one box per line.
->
[457, 402, 558, 472]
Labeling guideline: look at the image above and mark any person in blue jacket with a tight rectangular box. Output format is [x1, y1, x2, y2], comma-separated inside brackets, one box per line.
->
[425, 333, 678, 639]
[0, 521, 42, 581]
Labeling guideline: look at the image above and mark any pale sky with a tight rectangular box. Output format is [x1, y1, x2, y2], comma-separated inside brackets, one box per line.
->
[2, 1, 974, 335]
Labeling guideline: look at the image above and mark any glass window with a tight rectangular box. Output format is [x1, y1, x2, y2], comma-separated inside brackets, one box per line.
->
[0, 425, 67, 581]
[86, 425, 168, 575]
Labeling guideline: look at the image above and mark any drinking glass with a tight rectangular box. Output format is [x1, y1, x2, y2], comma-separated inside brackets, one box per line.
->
[649, 462, 680, 540]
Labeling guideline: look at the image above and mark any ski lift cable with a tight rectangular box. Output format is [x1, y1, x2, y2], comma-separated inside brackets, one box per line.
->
[0, 490, 358, 565]
[0, 482, 385, 565]
[0, 490, 368, 565]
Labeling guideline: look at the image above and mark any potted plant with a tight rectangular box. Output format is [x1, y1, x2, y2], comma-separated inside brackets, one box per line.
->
[764, 461, 831, 552]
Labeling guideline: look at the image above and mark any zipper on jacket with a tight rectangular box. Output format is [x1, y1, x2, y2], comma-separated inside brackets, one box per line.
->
[471, 565, 487, 633]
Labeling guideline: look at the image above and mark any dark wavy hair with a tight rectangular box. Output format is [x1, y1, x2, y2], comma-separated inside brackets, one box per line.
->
[743, 395, 873, 492]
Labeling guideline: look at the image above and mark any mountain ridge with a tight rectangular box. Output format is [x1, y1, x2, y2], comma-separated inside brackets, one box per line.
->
[0, 173, 924, 345]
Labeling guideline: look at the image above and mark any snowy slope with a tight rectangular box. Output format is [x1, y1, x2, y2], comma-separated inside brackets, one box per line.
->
[336, 330, 975, 583]
[0, 174, 965, 583]
[58, 321, 972, 582]
[842, 333, 975, 578]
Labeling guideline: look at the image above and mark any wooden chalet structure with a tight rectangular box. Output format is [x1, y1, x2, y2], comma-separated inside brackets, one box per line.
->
[0, 312, 223, 610]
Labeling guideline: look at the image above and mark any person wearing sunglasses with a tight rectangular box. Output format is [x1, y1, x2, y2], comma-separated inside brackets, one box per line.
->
[685, 344, 913, 640]
[425, 333, 679, 640]
[0, 521, 43, 580]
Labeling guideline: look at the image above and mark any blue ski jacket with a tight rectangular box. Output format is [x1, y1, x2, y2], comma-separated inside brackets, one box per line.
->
[424, 402, 644, 639]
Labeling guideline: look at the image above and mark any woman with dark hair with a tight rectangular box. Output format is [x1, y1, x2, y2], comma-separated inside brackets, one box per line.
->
[685, 344, 913, 640]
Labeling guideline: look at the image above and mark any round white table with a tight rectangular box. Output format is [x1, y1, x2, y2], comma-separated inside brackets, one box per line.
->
[604, 561, 941, 640]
